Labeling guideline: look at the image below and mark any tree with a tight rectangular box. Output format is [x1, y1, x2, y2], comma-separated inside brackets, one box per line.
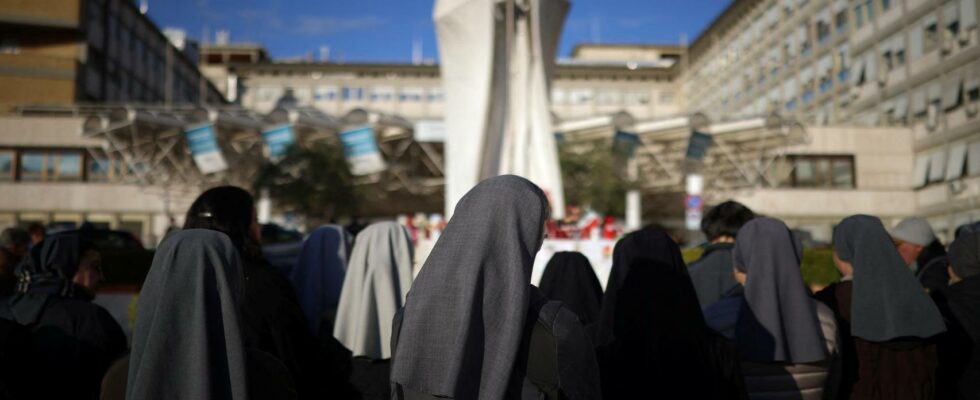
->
[253, 142, 361, 225]
[558, 141, 633, 216]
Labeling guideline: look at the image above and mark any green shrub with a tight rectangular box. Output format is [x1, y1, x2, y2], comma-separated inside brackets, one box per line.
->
[682, 247, 839, 287]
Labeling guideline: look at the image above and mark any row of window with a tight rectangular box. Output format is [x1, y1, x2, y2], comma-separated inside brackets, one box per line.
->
[769, 155, 857, 189]
[0, 149, 127, 183]
[253, 86, 445, 104]
[690, 0, 977, 109]
[914, 140, 980, 188]
[251, 85, 675, 108]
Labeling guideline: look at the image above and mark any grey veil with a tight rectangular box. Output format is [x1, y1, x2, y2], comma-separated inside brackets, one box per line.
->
[127, 230, 248, 400]
[389, 175, 549, 399]
[834, 215, 946, 341]
[733, 217, 826, 363]
[333, 221, 414, 359]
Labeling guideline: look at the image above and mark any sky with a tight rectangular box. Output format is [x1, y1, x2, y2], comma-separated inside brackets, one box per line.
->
[147, 0, 732, 62]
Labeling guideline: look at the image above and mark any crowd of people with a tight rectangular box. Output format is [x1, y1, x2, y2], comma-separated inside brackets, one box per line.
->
[0, 175, 978, 399]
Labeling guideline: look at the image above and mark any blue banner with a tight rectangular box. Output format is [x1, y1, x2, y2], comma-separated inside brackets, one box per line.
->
[184, 123, 227, 174]
[262, 124, 295, 160]
[339, 126, 386, 176]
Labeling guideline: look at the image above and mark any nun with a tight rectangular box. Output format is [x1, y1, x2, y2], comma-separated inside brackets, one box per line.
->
[0, 234, 126, 400]
[815, 215, 946, 400]
[931, 231, 980, 399]
[182, 186, 358, 400]
[124, 230, 295, 400]
[332, 221, 414, 400]
[596, 226, 748, 400]
[290, 225, 353, 336]
[389, 175, 600, 399]
[703, 217, 840, 400]
[538, 252, 603, 329]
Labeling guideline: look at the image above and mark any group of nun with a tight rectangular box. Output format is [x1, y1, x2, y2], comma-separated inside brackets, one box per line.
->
[1, 175, 979, 399]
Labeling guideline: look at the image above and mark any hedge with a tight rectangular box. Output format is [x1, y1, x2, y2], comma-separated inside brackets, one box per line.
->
[681, 248, 840, 288]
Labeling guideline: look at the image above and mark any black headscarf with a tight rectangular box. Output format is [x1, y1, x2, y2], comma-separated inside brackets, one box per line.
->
[13, 234, 88, 296]
[390, 175, 549, 399]
[8, 234, 93, 325]
[597, 228, 748, 399]
[127, 230, 248, 400]
[539, 252, 603, 326]
[946, 232, 980, 341]
[732, 217, 826, 363]
[833, 215, 946, 341]
[595, 226, 687, 346]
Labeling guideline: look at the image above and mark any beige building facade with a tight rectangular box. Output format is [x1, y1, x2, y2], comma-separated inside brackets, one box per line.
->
[682, 0, 980, 237]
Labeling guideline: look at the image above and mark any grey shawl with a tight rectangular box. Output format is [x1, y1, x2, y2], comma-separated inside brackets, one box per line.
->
[389, 175, 549, 399]
[732, 217, 827, 363]
[126, 230, 248, 400]
[333, 221, 414, 359]
[833, 215, 946, 341]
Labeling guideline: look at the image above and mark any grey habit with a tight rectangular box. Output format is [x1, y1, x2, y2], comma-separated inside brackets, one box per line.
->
[333, 221, 414, 359]
[389, 175, 550, 399]
[126, 230, 248, 400]
[732, 217, 827, 363]
[833, 215, 946, 341]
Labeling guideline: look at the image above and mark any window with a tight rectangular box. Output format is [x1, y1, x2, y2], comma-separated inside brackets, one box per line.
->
[944, 1, 961, 40]
[881, 0, 892, 12]
[835, 0, 850, 34]
[314, 86, 337, 101]
[0, 151, 13, 181]
[341, 86, 363, 101]
[623, 91, 650, 106]
[399, 87, 423, 102]
[854, 0, 874, 28]
[597, 90, 622, 106]
[18, 150, 83, 182]
[88, 156, 128, 182]
[799, 23, 812, 56]
[551, 88, 567, 105]
[924, 14, 940, 54]
[427, 88, 444, 103]
[788, 155, 855, 188]
[817, 13, 832, 45]
[568, 89, 595, 105]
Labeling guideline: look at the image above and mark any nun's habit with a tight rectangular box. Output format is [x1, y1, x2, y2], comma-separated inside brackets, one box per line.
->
[389, 175, 600, 400]
[290, 225, 352, 335]
[126, 230, 251, 399]
[815, 215, 946, 400]
[123, 230, 296, 400]
[333, 222, 414, 400]
[596, 227, 748, 400]
[932, 231, 980, 399]
[0, 234, 126, 400]
[538, 252, 603, 327]
[704, 217, 839, 400]
[239, 231, 359, 400]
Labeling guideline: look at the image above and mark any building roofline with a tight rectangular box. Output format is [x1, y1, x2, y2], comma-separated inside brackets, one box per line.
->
[570, 42, 685, 57]
[687, 0, 763, 66]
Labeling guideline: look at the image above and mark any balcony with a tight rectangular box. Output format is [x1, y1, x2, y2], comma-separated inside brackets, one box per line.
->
[909, 50, 940, 77]
[877, 6, 903, 32]
[886, 67, 907, 87]
[852, 24, 875, 49]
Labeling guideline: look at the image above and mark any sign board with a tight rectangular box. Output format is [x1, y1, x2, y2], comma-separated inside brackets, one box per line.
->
[685, 194, 704, 230]
[413, 120, 446, 142]
[339, 126, 387, 176]
[685, 131, 713, 160]
[184, 123, 227, 174]
[613, 130, 641, 159]
[261, 124, 296, 160]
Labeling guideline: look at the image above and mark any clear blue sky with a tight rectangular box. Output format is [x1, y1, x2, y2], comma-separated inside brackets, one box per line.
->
[147, 0, 732, 62]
